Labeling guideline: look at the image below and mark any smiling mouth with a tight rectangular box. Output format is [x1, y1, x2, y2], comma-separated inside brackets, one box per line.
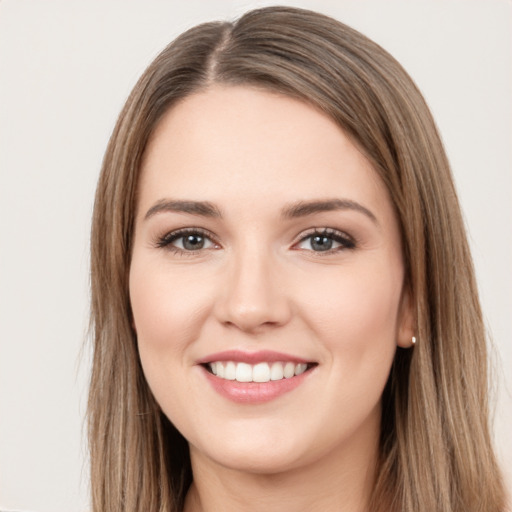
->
[203, 361, 317, 383]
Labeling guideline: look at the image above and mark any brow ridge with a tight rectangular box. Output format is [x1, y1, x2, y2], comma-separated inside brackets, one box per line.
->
[281, 198, 378, 223]
[144, 199, 222, 220]
[144, 197, 377, 224]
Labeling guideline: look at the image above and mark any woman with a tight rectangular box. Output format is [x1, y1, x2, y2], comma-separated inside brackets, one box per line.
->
[88, 6, 506, 512]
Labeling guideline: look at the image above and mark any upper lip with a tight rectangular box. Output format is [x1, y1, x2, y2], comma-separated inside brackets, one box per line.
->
[196, 350, 313, 365]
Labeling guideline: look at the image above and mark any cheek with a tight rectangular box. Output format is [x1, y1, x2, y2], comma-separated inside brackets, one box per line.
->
[296, 259, 402, 438]
[129, 259, 219, 405]
[299, 256, 403, 365]
[129, 259, 211, 350]
[128, 259, 215, 418]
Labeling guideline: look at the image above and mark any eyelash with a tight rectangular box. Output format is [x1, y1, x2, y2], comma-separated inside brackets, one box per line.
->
[294, 228, 356, 253]
[154, 227, 356, 255]
[155, 228, 219, 255]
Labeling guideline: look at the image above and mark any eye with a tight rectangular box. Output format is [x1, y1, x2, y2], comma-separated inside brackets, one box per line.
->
[156, 228, 218, 253]
[295, 228, 355, 253]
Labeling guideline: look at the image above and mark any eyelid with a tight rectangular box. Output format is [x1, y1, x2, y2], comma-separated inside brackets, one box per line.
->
[153, 226, 356, 254]
[292, 227, 356, 251]
[154, 227, 220, 251]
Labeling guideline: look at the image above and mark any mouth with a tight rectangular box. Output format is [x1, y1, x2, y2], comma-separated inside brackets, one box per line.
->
[197, 350, 317, 403]
[203, 360, 316, 383]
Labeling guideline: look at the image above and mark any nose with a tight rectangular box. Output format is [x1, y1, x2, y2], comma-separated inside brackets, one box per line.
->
[214, 246, 292, 333]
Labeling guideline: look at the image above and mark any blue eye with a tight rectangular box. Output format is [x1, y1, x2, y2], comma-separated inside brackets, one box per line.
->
[296, 229, 355, 252]
[157, 229, 217, 252]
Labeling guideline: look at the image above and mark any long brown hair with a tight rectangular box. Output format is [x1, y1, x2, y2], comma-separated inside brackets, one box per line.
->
[89, 6, 506, 511]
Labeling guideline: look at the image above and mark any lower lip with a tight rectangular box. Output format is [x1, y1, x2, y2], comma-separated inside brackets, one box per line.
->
[202, 366, 312, 404]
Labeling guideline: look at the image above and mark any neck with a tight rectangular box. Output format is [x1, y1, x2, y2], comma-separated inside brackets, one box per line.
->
[183, 412, 380, 512]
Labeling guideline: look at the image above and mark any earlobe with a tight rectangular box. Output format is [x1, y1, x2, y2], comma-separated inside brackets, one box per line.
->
[397, 285, 416, 348]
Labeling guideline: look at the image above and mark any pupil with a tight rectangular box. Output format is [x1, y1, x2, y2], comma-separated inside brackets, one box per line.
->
[183, 234, 204, 250]
[311, 235, 332, 251]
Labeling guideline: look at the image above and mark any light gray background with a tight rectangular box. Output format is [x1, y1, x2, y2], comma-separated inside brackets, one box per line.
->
[0, 1, 510, 510]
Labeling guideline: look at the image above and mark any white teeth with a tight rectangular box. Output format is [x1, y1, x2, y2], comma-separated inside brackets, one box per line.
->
[235, 362, 253, 382]
[295, 363, 307, 376]
[225, 361, 236, 380]
[253, 362, 270, 383]
[270, 362, 284, 380]
[283, 362, 295, 378]
[207, 361, 311, 382]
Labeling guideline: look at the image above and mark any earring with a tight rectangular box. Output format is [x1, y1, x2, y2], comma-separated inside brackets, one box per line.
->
[411, 336, 417, 345]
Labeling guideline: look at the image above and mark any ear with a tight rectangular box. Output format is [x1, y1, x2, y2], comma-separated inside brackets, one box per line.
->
[396, 284, 416, 348]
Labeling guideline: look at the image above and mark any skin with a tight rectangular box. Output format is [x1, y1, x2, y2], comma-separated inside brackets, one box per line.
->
[130, 85, 414, 512]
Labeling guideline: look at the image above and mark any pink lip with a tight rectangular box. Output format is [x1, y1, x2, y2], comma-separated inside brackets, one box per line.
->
[196, 350, 311, 365]
[197, 350, 316, 404]
[201, 367, 313, 403]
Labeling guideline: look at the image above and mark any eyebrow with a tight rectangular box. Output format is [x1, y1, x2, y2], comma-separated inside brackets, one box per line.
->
[144, 199, 222, 220]
[281, 198, 378, 224]
[144, 197, 377, 224]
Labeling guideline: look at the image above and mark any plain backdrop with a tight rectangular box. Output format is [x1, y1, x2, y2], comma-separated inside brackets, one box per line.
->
[0, 1, 510, 510]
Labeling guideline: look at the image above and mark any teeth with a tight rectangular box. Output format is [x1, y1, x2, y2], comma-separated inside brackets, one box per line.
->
[225, 361, 236, 380]
[207, 361, 310, 383]
[235, 362, 252, 382]
[253, 362, 270, 382]
[270, 362, 284, 380]
[295, 363, 307, 375]
[283, 362, 295, 378]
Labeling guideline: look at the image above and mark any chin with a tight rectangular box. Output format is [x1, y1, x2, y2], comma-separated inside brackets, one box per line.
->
[204, 444, 307, 475]
[189, 418, 329, 475]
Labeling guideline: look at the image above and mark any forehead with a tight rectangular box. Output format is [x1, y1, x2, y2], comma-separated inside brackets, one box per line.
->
[139, 85, 389, 218]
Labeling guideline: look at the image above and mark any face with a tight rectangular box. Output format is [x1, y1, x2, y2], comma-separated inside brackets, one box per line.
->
[130, 85, 413, 474]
